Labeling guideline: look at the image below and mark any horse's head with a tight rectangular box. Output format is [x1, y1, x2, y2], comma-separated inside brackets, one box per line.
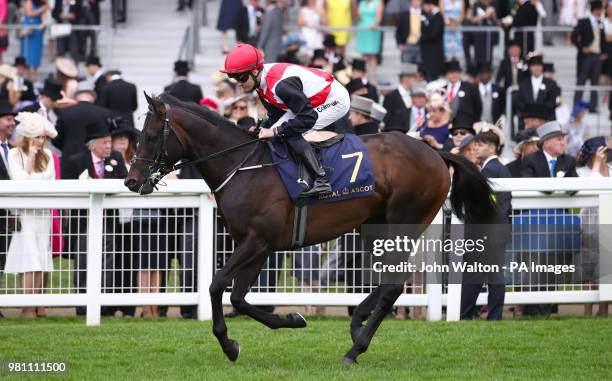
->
[124, 93, 184, 195]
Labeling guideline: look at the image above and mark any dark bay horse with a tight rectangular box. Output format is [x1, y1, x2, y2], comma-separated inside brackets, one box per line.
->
[125, 93, 496, 364]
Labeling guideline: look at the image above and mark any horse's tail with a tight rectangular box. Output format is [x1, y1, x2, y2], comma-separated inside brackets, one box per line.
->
[438, 151, 497, 224]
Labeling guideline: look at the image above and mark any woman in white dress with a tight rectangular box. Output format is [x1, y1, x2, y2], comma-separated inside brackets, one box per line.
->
[298, 0, 325, 56]
[4, 112, 57, 318]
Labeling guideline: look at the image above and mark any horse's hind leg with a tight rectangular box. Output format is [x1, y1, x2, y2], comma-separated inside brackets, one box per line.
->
[230, 258, 307, 330]
[342, 283, 404, 364]
[350, 285, 383, 343]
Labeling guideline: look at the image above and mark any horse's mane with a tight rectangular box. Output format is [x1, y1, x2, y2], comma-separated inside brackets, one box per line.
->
[157, 92, 248, 135]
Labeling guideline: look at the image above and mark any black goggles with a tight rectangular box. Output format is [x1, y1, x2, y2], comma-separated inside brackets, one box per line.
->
[228, 72, 251, 83]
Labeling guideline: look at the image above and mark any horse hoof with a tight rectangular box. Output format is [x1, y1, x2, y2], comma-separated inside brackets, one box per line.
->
[351, 326, 364, 344]
[287, 312, 307, 328]
[341, 356, 358, 365]
[223, 340, 240, 362]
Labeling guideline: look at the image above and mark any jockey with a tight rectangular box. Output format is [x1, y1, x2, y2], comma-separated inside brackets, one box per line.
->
[220, 43, 351, 197]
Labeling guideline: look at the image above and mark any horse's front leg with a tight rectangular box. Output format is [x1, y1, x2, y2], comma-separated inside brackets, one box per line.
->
[209, 268, 240, 361]
[229, 254, 307, 330]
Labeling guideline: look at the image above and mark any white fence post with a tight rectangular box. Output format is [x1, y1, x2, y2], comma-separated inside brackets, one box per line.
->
[426, 211, 443, 321]
[599, 193, 612, 301]
[446, 215, 464, 321]
[197, 194, 214, 320]
[86, 193, 104, 326]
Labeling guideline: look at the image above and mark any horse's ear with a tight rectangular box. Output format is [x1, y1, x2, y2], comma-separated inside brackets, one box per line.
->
[144, 91, 166, 116]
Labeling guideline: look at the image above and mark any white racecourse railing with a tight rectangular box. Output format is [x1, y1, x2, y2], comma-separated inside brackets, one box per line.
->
[0, 178, 611, 325]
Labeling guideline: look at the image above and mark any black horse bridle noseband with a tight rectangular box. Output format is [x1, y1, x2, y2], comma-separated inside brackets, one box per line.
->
[133, 101, 276, 194]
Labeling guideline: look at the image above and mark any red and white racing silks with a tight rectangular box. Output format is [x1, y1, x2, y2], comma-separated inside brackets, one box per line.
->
[257, 63, 334, 110]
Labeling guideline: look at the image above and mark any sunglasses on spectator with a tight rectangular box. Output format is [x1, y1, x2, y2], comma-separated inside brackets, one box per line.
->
[233, 105, 247, 110]
[451, 130, 469, 136]
[228, 72, 250, 83]
[428, 107, 444, 112]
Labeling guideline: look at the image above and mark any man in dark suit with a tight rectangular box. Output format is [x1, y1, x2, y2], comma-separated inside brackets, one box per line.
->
[383, 84, 427, 133]
[164, 60, 203, 104]
[445, 60, 482, 127]
[382, 64, 416, 129]
[461, 130, 511, 320]
[520, 121, 577, 316]
[512, 0, 538, 55]
[516, 54, 558, 125]
[52, 0, 82, 62]
[85, 56, 106, 97]
[420, 0, 444, 81]
[495, 40, 529, 92]
[345, 59, 379, 102]
[98, 70, 138, 128]
[0, 99, 15, 318]
[21, 78, 63, 126]
[522, 121, 578, 178]
[62, 119, 130, 316]
[571, 0, 605, 111]
[53, 82, 111, 162]
[478, 64, 504, 123]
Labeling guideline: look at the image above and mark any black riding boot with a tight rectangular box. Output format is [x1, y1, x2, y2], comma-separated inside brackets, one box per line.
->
[298, 147, 332, 197]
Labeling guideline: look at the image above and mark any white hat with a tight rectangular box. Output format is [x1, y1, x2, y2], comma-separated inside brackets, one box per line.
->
[15, 112, 57, 139]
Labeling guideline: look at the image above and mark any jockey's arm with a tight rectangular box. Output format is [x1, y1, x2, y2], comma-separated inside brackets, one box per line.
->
[272, 77, 318, 137]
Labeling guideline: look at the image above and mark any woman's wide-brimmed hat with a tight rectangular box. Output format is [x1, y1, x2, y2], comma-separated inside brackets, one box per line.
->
[15, 112, 57, 139]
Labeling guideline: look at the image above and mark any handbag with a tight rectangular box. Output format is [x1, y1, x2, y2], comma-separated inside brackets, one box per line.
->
[50, 23, 72, 39]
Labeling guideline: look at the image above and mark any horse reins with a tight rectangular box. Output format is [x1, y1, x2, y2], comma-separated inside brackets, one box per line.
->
[133, 101, 278, 193]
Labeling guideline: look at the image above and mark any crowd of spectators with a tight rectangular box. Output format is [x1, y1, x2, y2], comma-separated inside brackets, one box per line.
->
[0, 0, 610, 319]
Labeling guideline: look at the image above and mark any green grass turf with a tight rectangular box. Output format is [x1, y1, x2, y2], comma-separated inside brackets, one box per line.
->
[0, 316, 610, 380]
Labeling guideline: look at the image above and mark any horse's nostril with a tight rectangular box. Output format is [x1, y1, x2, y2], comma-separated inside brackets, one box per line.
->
[125, 178, 136, 188]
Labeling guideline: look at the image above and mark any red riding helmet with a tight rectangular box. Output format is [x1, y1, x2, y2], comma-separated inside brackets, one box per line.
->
[220, 44, 264, 74]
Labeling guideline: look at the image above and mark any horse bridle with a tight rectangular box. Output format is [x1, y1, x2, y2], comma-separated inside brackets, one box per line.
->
[132, 102, 176, 193]
[133, 102, 268, 193]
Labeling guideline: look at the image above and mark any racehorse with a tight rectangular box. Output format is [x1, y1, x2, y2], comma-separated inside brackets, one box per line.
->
[125, 93, 496, 364]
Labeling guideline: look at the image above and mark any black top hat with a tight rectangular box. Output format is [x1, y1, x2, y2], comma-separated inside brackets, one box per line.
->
[590, 0, 603, 10]
[85, 55, 102, 67]
[345, 78, 367, 95]
[0, 98, 16, 117]
[86, 118, 112, 141]
[478, 63, 493, 74]
[174, 60, 190, 74]
[323, 34, 337, 48]
[13, 56, 28, 68]
[312, 49, 328, 61]
[543, 62, 555, 72]
[527, 54, 544, 66]
[449, 122, 476, 136]
[444, 60, 462, 73]
[108, 117, 139, 141]
[423, 0, 439, 5]
[352, 59, 366, 72]
[39, 78, 63, 101]
[507, 39, 522, 48]
[521, 103, 549, 120]
[466, 64, 479, 77]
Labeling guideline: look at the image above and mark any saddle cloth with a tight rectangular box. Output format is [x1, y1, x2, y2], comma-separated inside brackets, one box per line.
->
[269, 133, 376, 205]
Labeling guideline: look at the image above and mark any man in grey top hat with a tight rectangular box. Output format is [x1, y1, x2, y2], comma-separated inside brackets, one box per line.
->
[521, 121, 578, 178]
[348, 96, 386, 135]
[382, 64, 417, 129]
[383, 84, 428, 132]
